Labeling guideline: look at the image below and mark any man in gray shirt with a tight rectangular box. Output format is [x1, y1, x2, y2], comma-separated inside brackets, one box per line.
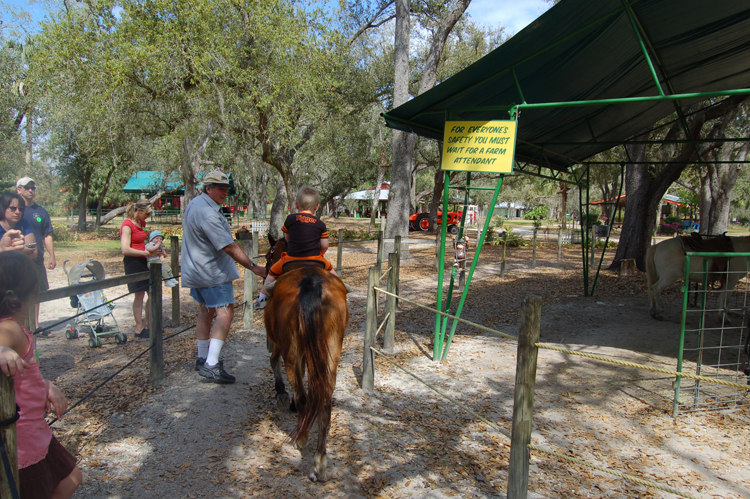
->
[181, 170, 266, 383]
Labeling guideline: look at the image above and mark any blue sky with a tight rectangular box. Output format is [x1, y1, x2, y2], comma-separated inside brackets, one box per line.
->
[2, 0, 550, 36]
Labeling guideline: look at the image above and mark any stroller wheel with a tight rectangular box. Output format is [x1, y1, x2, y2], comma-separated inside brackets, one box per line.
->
[95, 337, 102, 348]
[66, 328, 77, 340]
[88, 338, 96, 348]
[115, 333, 127, 344]
[120, 333, 127, 343]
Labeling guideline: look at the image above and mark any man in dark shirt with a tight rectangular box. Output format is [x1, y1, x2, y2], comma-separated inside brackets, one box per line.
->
[17, 177, 55, 330]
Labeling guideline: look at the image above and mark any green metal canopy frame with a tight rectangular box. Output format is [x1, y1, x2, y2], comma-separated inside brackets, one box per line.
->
[382, 0, 750, 361]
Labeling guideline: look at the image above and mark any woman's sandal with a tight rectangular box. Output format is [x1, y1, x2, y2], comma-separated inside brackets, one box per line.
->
[135, 328, 150, 339]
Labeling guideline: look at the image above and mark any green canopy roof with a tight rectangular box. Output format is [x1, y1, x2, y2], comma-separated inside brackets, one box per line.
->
[123, 171, 236, 195]
[382, 0, 750, 172]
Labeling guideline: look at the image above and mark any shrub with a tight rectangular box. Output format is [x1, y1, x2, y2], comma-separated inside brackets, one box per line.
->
[659, 215, 683, 235]
[51, 222, 78, 242]
[339, 228, 378, 241]
[580, 213, 600, 228]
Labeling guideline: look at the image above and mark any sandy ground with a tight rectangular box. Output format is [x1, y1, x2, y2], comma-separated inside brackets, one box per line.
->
[29, 225, 750, 499]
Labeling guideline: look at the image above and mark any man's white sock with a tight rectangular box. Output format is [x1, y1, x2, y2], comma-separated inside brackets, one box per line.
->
[206, 339, 224, 367]
[197, 340, 209, 359]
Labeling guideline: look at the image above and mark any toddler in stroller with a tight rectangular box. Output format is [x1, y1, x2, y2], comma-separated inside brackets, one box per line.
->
[63, 260, 126, 347]
[145, 230, 179, 287]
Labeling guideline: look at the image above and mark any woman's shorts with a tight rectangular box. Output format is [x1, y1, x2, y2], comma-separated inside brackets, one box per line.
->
[19, 435, 77, 499]
[268, 253, 333, 278]
[189, 282, 235, 309]
[123, 255, 149, 293]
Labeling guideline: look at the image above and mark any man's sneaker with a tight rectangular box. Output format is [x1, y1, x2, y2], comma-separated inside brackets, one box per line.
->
[256, 295, 268, 310]
[166, 278, 179, 288]
[195, 357, 206, 371]
[199, 361, 236, 384]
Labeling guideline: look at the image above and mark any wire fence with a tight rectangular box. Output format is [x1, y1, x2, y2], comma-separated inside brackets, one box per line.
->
[366, 266, 721, 499]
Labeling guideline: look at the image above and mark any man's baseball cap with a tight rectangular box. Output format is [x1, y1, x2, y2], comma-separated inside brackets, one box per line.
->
[16, 177, 35, 188]
[202, 170, 230, 187]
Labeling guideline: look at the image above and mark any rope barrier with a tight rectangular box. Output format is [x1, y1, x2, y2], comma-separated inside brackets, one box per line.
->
[370, 346, 701, 499]
[527, 445, 700, 499]
[536, 343, 750, 391]
[370, 346, 511, 438]
[376, 312, 390, 337]
[380, 266, 392, 281]
[372, 287, 517, 341]
[49, 323, 197, 426]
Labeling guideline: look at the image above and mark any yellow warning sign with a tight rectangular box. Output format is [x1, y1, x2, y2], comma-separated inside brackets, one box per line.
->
[441, 120, 517, 174]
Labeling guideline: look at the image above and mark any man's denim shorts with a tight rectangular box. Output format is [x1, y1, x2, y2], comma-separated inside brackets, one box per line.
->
[189, 282, 235, 308]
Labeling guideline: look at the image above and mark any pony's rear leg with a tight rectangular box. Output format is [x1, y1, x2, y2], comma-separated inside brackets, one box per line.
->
[651, 278, 672, 320]
[285, 360, 308, 447]
[310, 401, 332, 482]
[270, 347, 290, 409]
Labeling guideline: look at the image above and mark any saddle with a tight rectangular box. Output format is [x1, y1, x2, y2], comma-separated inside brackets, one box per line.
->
[678, 233, 734, 286]
[282, 259, 326, 273]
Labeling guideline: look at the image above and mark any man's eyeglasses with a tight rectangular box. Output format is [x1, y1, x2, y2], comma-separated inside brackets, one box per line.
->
[7, 206, 20, 212]
[22, 186, 36, 191]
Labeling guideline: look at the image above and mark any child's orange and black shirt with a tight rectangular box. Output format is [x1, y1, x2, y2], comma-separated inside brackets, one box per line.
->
[282, 213, 329, 257]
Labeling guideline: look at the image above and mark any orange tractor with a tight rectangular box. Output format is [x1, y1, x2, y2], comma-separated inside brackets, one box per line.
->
[409, 209, 463, 234]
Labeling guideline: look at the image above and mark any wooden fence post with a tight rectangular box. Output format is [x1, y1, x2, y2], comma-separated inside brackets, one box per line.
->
[508, 295, 542, 499]
[170, 236, 180, 327]
[337, 228, 344, 278]
[501, 231, 507, 278]
[376, 230, 384, 272]
[384, 253, 398, 353]
[557, 228, 562, 262]
[394, 235, 401, 307]
[149, 263, 164, 385]
[362, 266, 378, 394]
[0, 376, 19, 499]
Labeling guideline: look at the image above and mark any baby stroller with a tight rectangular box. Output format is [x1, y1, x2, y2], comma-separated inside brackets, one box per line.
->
[63, 259, 126, 348]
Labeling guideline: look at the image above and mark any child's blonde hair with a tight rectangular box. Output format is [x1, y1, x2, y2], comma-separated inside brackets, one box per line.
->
[296, 185, 320, 212]
[0, 252, 39, 317]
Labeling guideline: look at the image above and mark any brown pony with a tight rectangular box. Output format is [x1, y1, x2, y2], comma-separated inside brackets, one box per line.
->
[263, 234, 349, 482]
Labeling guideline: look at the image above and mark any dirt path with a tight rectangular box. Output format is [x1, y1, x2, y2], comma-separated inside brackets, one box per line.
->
[33, 233, 750, 498]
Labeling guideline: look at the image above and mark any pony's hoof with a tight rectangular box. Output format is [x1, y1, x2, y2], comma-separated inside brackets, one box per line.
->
[276, 393, 290, 409]
[308, 469, 328, 482]
[289, 399, 297, 413]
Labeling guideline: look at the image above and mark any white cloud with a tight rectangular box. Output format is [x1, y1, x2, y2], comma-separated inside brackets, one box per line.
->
[466, 0, 551, 35]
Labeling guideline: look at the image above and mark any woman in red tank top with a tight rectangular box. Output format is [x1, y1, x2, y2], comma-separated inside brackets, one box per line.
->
[120, 200, 158, 338]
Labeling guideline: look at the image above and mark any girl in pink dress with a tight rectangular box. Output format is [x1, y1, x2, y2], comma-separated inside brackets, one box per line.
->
[0, 251, 81, 499]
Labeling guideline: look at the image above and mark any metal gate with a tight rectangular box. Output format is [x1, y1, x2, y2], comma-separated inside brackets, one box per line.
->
[675, 251, 750, 416]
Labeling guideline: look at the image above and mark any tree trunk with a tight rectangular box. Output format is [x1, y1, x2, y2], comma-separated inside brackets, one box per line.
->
[77, 167, 93, 231]
[369, 162, 386, 233]
[560, 182, 568, 229]
[269, 176, 287, 240]
[428, 168, 445, 231]
[700, 145, 747, 234]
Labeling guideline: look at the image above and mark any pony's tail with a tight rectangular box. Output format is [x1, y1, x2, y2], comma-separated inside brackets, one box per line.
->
[646, 243, 657, 304]
[290, 271, 332, 446]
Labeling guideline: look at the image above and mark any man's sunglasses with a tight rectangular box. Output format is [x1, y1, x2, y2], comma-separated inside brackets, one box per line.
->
[22, 185, 36, 191]
[7, 206, 21, 212]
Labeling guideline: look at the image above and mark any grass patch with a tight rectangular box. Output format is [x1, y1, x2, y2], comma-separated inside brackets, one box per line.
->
[55, 240, 122, 251]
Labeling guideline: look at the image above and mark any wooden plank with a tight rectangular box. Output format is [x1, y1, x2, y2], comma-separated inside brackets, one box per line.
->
[38, 272, 150, 303]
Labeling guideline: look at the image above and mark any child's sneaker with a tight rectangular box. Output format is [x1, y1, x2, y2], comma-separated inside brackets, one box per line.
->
[256, 295, 269, 310]
[166, 278, 179, 287]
